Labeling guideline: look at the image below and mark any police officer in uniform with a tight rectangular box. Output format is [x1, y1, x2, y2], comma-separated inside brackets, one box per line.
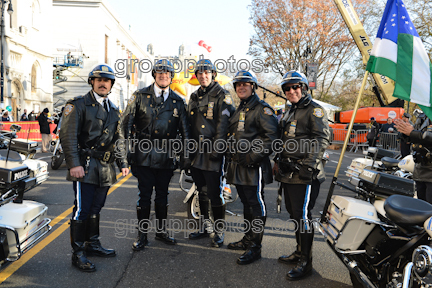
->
[395, 110, 432, 204]
[274, 71, 330, 280]
[226, 70, 279, 264]
[60, 64, 129, 272]
[122, 59, 190, 250]
[187, 59, 235, 247]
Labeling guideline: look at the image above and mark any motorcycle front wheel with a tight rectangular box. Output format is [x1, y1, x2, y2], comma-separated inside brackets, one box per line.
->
[187, 193, 201, 220]
[51, 150, 64, 170]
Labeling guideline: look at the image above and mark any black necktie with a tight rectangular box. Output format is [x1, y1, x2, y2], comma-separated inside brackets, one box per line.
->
[103, 99, 109, 112]
[155, 92, 164, 106]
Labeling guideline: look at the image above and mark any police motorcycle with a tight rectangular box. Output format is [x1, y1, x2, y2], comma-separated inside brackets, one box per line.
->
[346, 147, 414, 187]
[0, 124, 51, 269]
[179, 169, 238, 220]
[319, 141, 432, 286]
[0, 125, 49, 185]
[50, 112, 64, 170]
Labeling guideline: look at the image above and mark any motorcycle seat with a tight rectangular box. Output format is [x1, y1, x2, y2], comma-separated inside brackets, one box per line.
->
[381, 157, 399, 169]
[384, 195, 432, 226]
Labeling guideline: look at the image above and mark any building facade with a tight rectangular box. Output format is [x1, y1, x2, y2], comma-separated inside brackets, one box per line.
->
[3, 0, 53, 120]
[52, 0, 153, 111]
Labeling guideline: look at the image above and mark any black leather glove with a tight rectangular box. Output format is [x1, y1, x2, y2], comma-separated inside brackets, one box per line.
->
[238, 153, 252, 167]
[278, 160, 297, 174]
[298, 165, 314, 181]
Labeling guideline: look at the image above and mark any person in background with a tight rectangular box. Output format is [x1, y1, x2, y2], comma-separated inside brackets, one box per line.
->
[28, 110, 36, 121]
[381, 117, 396, 133]
[367, 117, 380, 147]
[38, 108, 52, 153]
[20, 109, 29, 121]
[2, 111, 11, 122]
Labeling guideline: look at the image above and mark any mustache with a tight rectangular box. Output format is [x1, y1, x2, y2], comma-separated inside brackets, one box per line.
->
[98, 86, 107, 89]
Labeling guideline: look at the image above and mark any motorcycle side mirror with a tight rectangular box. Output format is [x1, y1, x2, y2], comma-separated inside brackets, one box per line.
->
[10, 124, 21, 133]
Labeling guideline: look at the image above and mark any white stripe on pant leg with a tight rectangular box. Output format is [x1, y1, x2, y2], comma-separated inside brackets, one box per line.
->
[73, 182, 82, 220]
[256, 167, 266, 217]
[219, 158, 225, 205]
[302, 185, 311, 231]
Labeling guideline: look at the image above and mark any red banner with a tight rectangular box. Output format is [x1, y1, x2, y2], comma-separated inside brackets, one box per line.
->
[1, 121, 56, 141]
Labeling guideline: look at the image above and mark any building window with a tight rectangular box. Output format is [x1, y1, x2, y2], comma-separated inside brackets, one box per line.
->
[31, 64, 37, 94]
[32, 0, 40, 29]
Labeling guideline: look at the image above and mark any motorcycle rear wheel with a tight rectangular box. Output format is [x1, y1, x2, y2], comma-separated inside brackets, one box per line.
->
[51, 150, 64, 170]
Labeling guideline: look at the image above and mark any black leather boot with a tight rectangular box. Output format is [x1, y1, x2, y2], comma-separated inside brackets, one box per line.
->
[132, 206, 151, 251]
[278, 230, 301, 265]
[155, 203, 177, 245]
[85, 214, 116, 257]
[286, 230, 314, 280]
[237, 216, 266, 265]
[70, 219, 96, 272]
[211, 204, 226, 248]
[227, 212, 253, 250]
[189, 199, 213, 240]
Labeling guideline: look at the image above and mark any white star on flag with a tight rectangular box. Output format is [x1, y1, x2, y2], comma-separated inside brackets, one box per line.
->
[402, 16, 406, 19]
[391, 18, 394, 21]
[392, 23, 396, 26]
[393, 14, 396, 16]
[405, 21, 408, 24]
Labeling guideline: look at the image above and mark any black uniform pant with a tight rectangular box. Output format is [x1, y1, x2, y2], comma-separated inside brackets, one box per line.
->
[236, 175, 266, 217]
[282, 179, 320, 232]
[72, 181, 109, 221]
[190, 167, 224, 207]
[416, 181, 432, 204]
[400, 141, 411, 158]
[133, 165, 174, 207]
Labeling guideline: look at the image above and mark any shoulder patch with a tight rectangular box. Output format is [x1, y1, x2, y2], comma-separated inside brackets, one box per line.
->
[224, 94, 232, 105]
[64, 104, 74, 116]
[128, 93, 136, 105]
[313, 108, 324, 118]
[264, 107, 273, 116]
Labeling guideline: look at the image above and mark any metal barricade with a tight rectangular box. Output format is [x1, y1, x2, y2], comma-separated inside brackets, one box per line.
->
[378, 132, 399, 151]
[330, 128, 357, 152]
[353, 129, 369, 153]
[330, 128, 384, 153]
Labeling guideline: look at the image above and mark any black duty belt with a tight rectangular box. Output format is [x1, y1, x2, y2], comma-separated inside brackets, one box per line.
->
[81, 149, 114, 163]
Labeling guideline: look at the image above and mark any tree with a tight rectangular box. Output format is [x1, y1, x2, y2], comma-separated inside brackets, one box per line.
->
[248, 0, 375, 100]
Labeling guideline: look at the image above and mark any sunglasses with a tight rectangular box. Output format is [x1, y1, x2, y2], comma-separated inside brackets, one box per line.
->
[283, 84, 302, 92]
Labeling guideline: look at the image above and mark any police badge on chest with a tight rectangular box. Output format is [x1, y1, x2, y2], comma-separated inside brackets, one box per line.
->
[173, 108, 179, 117]
[238, 112, 245, 132]
[288, 120, 297, 137]
[207, 102, 214, 120]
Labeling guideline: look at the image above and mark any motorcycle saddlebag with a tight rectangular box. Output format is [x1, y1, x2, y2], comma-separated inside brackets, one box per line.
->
[0, 200, 48, 256]
[323, 195, 379, 251]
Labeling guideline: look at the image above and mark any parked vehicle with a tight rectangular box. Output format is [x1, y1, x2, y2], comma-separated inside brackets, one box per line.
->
[0, 125, 51, 269]
[179, 170, 238, 220]
[319, 166, 432, 287]
[50, 116, 64, 170]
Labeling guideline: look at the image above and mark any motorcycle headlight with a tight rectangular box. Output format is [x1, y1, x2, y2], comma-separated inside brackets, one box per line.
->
[413, 245, 432, 278]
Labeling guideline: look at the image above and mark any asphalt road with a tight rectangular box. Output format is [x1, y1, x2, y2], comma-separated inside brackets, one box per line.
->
[0, 148, 363, 288]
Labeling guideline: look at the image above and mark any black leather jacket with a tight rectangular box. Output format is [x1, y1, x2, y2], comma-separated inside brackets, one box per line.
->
[122, 84, 190, 169]
[275, 94, 330, 185]
[407, 117, 432, 182]
[60, 91, 128, 187]
[226, 94, 279, 186]
[188, 81, 235, 172]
